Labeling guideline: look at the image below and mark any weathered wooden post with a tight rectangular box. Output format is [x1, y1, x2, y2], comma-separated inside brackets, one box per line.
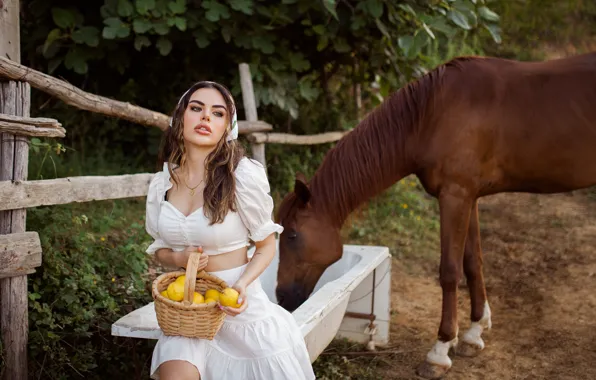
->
[238, 63, 267, 171]
[0, 1, 32, 379]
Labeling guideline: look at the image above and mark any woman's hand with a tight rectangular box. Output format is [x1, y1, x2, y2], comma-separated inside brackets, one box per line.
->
[196, 249, 208, 271]
[177, 246, 208, 270]
[220, 280, 248, 317]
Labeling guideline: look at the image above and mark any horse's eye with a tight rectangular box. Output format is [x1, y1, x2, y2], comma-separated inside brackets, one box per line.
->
[285, 230, 297, 239]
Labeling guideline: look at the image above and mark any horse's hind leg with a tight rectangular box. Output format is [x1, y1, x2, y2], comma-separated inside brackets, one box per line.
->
[456, 199, 492, 357]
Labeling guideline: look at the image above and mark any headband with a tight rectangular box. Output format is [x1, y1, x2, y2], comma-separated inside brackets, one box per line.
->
[169, 85, 238, 142]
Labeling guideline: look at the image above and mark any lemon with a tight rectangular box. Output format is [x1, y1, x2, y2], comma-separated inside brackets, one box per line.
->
[174, 275, 186, 285]
[160, 290, 168, 299]
[204, 289, 220, 301]
[204, 297, 217, 304]
[167, 281, 184, 302]
[219, 288, 241, 308]
[192, 292, 204, 304]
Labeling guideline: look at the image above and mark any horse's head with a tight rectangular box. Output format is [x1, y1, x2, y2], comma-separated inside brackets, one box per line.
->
[275, 173, 343, 312]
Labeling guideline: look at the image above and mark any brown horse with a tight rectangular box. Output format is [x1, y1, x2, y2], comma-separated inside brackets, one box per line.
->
[275, 51, 596, 379]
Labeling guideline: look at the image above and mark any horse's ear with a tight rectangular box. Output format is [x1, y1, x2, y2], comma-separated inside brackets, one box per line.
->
[294, 172, 311, 206]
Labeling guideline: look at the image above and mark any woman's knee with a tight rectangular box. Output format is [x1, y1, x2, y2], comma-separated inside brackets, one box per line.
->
[158, 360, 200, 380]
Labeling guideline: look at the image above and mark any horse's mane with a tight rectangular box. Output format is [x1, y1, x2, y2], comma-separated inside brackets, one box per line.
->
[278, 57, 477, 227]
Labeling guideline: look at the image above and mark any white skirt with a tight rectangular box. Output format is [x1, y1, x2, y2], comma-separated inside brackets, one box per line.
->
[150, 263, 316, 380]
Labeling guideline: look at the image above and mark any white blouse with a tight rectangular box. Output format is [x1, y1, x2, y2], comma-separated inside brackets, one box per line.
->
[145, 157, 283, 256]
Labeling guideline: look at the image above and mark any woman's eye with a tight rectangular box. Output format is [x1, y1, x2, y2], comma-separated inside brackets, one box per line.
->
[190, 106, 201, 112]
[214, 111, 224, 117]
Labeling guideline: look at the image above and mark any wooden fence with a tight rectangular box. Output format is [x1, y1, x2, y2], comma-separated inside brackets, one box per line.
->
[0, 2, 350, 378]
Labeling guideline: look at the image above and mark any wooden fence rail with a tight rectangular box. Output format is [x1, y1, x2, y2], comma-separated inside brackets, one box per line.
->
[0, 173, 154, 211]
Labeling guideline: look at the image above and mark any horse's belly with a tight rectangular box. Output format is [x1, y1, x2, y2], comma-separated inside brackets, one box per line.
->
[501, 148, 596, 193]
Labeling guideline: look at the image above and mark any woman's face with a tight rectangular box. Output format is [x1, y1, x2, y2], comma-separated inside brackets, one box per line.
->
[182, 87, 229, 149]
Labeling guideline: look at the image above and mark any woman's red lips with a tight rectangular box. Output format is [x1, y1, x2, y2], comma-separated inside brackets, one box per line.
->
[195, 124, 212, 134]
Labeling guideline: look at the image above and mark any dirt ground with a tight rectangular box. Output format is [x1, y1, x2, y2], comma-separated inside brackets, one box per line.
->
[379, 190, 596, 380]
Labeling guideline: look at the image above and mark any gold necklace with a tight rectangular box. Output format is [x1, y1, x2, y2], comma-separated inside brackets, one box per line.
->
[183, 177, 204, 196]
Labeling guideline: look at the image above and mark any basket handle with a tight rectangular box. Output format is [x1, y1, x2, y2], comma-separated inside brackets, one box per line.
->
[182, 250, 202, 305]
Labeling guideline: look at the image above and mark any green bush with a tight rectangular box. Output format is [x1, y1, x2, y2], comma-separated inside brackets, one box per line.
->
[23, 199, 155, 379]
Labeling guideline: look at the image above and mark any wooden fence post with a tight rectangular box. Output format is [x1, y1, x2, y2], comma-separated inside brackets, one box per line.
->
[238, 63, 267, 172]
[1, 1, 31, 379]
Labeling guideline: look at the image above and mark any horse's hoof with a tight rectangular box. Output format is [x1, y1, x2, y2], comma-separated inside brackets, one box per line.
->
[455, 340, 483, 357]
[416, 361, 450, 379]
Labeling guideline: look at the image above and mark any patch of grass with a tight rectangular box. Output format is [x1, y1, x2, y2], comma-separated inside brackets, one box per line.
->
[342, 175, 440, 266]
[313, 338, 388, 380]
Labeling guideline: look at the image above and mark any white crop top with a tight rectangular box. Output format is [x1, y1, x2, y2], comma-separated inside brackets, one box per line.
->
[145, 157, 283, 256]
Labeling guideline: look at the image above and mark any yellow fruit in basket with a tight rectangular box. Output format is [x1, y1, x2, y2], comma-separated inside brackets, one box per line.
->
[204, 298, 217, 304]
[192, 292, 204, 304]
[175, 275, 186, 284]
[204, 289, 220, 301]
[167, 281, 184, 302]
[160, 290, 168, 298]
[219, 288, 241, 308]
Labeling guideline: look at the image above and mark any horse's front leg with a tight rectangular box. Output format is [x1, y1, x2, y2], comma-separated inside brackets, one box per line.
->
[457, 199, 492, 357]
[417, 189, 474, 379]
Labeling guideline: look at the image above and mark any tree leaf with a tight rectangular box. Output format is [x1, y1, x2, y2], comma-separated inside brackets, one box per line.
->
[134, 35, 151, 51]
[411, 30, 430, 57]
[366, 0, 383, 18]
[43, 29, 63, 56]
[427, 17, 456, 37]
[117, 0, 134, 17]
[289, 52, 310, 72]
[195, 34, 211, 48]
[229, 0, 254, 15]
[64, 48, 88, 74]
[422, 23, 435, 40]
[156, 37, 172, 55]
[252, 36, 275, 54]
[483, 23, 502, 44]
[52, 8, 77, 29]
[135, 0, 156, 15]
[48, 58, 62, 74]
[333, 37, 351, 53]
[173, 16, 186, 31]
[312, 25, 325, 35]
[322, 0, 338, 20]
[152, 20, 170, 35]
[221, 25, 232, 43]
[375, 19, 390, 39]
[298, 79, 319, 101]
[317, 35, 329, 51]
[398, 4, 416, 17]
[203, 1, 230, 22]
[132, 18, 152, 33]
[398, 35, 414, 56]
[103, 17, 131, 39]
[168, 0, 186, 15]
[72, 26, 100, 47]
[478, 6, 499, 22]
[448, 9, 471, 30]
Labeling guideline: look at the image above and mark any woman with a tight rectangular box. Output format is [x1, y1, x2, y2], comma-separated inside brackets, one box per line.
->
[144, 81, 315, 380]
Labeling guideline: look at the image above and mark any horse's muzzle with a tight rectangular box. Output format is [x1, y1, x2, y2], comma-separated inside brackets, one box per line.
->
[276, 283, 308, 312]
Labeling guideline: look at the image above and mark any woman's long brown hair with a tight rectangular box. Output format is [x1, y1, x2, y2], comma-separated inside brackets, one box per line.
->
[158, 81, 245, 225]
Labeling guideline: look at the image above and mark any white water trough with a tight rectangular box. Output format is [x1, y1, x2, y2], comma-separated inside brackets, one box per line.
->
[111, 244, 392, 362]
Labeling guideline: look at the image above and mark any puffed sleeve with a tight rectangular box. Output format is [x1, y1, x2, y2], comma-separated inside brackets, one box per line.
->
[145, 171, 170, 255]
[235, 158, 284, 242]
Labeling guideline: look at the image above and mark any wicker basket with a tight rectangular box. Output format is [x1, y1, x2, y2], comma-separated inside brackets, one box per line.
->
[152, 251, 228, 340]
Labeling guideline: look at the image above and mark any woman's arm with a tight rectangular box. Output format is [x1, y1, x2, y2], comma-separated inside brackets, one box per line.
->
[221, 234, 275, 317]
[235, 233, 276, 288]
[154, 246, 208, 270]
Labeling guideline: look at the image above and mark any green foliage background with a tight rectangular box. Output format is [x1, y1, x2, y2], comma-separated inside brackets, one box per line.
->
[2, 0, 595, 378]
